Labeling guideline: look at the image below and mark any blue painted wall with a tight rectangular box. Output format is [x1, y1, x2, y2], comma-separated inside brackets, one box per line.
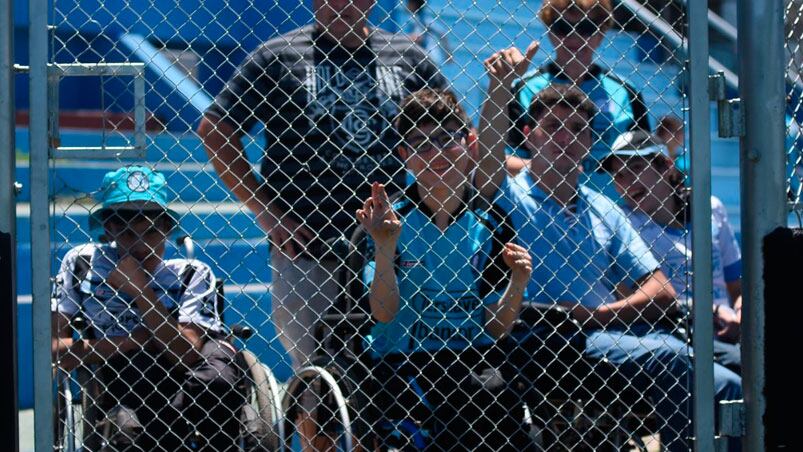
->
[13, 0, 400, 131]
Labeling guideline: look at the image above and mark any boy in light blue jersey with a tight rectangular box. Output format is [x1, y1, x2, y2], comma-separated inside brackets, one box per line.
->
[476, 44, 742, 452]
[357, 88, 534, 449]
[505, 0, 650, 175]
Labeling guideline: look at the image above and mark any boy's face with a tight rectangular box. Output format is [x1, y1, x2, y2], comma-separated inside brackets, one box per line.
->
[399, 120, 474, 193]
[527, 104, 592, 174]
[609, 156, 677, 216]
[105, 210, 171, 263]
[547, 8, 605, 68]
[314, 0, 374, 40]
[659, 123, 685, 153]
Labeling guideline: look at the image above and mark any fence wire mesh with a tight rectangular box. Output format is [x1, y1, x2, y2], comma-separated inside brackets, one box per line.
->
[786, 0, 803, 218]
[43, 1, 747, 451]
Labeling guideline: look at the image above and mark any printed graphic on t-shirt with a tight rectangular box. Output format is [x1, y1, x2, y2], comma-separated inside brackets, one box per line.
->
[409, 289, 486, 349]
[305, 62, 404, 175]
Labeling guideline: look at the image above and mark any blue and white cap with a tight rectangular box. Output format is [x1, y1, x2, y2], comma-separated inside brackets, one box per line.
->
[601, 130, 670, 171]
[89, 165, 179, 230]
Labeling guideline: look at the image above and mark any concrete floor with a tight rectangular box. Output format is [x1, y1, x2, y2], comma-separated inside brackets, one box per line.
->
[18, 409, 34, 452]
[18, 407, 663, 452]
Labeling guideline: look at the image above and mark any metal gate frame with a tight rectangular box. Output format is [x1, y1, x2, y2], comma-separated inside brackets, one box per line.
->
[0, 0, 20, 447]
[29, 0, 52, 448]
[737, 1, 788, 451]
[17, 0, 789, 450]
[687, 0, 716, 449]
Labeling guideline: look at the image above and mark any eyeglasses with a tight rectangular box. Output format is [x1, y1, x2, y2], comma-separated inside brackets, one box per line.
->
[549, 17, 598, 37]
[404, 129, 468, 154]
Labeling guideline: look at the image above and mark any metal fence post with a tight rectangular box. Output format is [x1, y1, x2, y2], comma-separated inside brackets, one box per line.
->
[687, 0, 715, 450]
[29, 0, 53, 449]
[0, 0, 20, 448]
[737, 0, 787, 450]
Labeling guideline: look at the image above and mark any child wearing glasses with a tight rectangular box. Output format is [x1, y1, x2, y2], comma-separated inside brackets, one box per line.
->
[356, 88, 535, 449]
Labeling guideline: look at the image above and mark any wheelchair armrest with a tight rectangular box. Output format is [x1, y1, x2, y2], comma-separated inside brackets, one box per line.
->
[521, 301, 569, 312]
[230, 324, 254, 340]
[315, 313, 374, 356]
[318, 313, 374, 337]
[176, 235, 195, 259]
[519, 301, 570, 323]
[321, 313, 372, 325]
[516, 301, 579, 336]
[70, 316, 89, 333]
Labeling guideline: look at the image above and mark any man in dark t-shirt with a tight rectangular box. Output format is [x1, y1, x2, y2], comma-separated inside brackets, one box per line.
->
[198, 0, 445, 388]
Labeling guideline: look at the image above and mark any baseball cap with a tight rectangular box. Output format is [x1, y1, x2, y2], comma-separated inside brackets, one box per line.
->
[600, 130, 671, 172]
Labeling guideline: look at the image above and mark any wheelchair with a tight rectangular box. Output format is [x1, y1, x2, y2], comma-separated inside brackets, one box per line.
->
[54, 236, 284, 452]
[280, 229, 453, 450]
[507, 303, 658, 452]
[279, 228, 664, 451]
[278, 232, 374, 450]
[278, 228, 540, 450]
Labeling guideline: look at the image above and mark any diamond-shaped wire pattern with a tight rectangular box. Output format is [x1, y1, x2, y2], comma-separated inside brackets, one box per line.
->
[46, 1, 746, 450]
[786, 0, 803, 216]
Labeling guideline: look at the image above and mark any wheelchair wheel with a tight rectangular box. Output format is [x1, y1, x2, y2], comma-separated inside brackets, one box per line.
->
[78, 371, 106, 452]
[240, 349, 282, 451]
[54, 370, 78, 452]
[281, 355, 373, 451]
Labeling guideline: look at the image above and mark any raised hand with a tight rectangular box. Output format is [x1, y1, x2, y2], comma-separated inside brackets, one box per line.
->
[501, 242, 532, 285]
[356, 182, 402, 247]
[484, 41, 540, 89]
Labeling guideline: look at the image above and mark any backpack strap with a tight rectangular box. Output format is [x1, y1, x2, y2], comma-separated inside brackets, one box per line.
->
[72, 253, 92, 293]
[179, 262, 198, 300]
[171, 262, 199, 320]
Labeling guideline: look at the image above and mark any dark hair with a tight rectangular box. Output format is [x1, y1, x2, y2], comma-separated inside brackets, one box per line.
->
[540, 0, 613, 31]
[396, 88, 472, 140]
[525, 84, 598, 127]
[656, 115, 684, 138]
[407, 0, 425, 12]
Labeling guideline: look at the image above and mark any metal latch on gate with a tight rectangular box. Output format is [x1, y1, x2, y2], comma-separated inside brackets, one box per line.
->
[710, 72, 744, 138]
[714, 399, 744, 451]
[718, 399, 745, 437]
[15, 62, 147, 158]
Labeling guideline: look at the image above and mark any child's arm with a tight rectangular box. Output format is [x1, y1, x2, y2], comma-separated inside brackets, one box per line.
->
[51, 312, 149, 371]
[357, 182, 402, 323]
[485, 243, 532, 338]
[106, 259, 204, 367]
[476, 42, 539, 199]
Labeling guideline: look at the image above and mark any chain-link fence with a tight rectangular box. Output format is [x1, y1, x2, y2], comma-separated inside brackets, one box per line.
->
[786, 0, 803, 218]
[30, 0, 755, 450]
